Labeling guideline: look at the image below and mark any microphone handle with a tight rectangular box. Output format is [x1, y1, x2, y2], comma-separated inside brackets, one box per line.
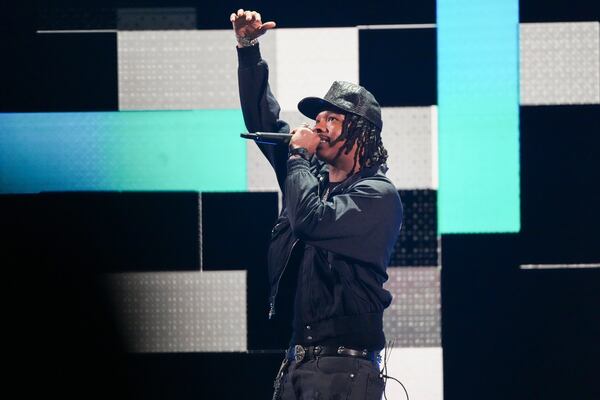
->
[240, 132, 292, 145]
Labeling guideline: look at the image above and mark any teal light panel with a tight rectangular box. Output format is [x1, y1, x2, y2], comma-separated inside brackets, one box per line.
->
[0, 110, 246, 193]
[437, 0, 520, 233]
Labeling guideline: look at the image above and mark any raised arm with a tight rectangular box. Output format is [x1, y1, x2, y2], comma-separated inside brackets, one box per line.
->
[232, 9, 290, 191]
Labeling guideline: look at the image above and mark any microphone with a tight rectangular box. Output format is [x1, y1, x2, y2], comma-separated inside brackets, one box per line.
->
[240, 132, 292, 145]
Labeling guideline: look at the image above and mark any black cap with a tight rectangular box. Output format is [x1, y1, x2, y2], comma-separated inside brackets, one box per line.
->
[297, 81, 382, 130]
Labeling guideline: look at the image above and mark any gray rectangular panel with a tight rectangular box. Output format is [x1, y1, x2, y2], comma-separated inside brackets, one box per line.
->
[106, 270, 247, 352]
[383, 267, 441, 347]
[520, 22, 600, 105]
[381, 107, 438, 189]
[118, 30, 276, 110]
[246, 141, 280, 192]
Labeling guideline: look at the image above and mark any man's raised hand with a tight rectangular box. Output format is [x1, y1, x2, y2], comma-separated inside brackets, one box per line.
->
[230, 9, 276, 45]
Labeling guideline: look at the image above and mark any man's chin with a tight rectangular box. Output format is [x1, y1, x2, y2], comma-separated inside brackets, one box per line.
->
[315, 148, 334, 163]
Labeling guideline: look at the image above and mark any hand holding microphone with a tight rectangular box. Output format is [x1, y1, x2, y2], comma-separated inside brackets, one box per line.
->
[241, 124, 319, 155]
[289, 125, 320, 156]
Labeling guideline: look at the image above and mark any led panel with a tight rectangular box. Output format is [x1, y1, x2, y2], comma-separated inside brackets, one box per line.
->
[520, 104, 600, 264]
[246, 142, 280, 192]
[0, 111, 246, 193]
[520, 22, 600, 105]
[359, 28, 437, 106]
[106, 271, 247, 353]
[381, 107, 438, 189]
[390, 190, 438, 266]
[275, 28, 358, 111]
[118, 30, 278, 110]
[437, 0, 520, 233]
[383, 267, 441, 347]
[201, 192, 278, 270]
[279, 110, 309, 130]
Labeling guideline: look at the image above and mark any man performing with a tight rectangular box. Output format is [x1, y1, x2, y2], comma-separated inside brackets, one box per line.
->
[231, 9, 403, 400]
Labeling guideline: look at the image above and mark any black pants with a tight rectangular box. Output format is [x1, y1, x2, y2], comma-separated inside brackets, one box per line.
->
[275, 356, 385, 400]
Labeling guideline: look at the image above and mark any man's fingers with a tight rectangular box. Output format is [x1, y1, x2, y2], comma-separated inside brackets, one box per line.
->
[260, 21, 277, 30]
[231, 10, 275, 36]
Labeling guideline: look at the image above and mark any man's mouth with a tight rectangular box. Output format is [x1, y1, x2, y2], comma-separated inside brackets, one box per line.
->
[319, 135, 330, 144]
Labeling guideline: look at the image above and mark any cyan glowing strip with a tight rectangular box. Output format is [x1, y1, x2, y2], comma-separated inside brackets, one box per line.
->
[0, 110, 247, 193]
[437, 0, 520, 233]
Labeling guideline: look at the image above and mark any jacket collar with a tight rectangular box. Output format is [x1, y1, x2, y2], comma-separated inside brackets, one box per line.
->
[318, 162, 388, 195]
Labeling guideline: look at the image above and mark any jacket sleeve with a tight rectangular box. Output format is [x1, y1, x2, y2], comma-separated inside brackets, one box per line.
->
[237, 44, 290, 192]
[285, 158, 403, 268]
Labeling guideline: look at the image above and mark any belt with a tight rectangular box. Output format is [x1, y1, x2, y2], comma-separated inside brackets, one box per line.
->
[286, 345, 379, 364]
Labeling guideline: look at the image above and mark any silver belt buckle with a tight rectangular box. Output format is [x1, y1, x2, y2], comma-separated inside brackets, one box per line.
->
[294, 345, 305, 363]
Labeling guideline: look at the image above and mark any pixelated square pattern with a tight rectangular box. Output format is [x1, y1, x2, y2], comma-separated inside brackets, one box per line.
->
[118, 30, 277, 110]
[275, 28, 358, 111]
[383, 267, 441, 347]
[106, 271, 247, 352]
[246, 110, 310, 192]
[246, 142, 280, 192]
[520, 22, 600, 105]
[390, 189, 438, 267]
[382, 107, 438, 189]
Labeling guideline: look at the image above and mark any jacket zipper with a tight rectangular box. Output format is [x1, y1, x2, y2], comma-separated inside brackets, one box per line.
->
[268, 175, 323, 318]
[268, 238, 300, 319]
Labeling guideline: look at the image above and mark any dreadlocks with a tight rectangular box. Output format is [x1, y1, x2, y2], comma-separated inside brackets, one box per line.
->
[330, 113, 388, 173]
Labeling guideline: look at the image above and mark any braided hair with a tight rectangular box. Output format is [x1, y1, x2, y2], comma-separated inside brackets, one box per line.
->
[330, 113, 388, 173]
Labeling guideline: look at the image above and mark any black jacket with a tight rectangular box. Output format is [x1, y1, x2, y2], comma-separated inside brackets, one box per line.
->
[237, 44, 403, 351]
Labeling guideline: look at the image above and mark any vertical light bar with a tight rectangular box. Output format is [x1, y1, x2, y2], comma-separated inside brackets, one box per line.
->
[437, 0, 520, 233]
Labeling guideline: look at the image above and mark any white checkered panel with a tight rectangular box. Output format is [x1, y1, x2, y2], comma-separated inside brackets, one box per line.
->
[280, 110, 312, 131]
[118, 29, 276, 110]
[381, 107, 438, 189]
[383, 267, 441, 347]
[245, 110, 312, 192]
[246, 141, 280, 192]
[384, 347, 443, 400]
[275, 28, 359, 111]
[520, 22, 600, 105]
[106, 271, 247, 352]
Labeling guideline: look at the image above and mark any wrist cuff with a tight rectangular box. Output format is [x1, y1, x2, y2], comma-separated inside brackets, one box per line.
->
[236, 43, 262, 68]
[288, 147, 311, 161]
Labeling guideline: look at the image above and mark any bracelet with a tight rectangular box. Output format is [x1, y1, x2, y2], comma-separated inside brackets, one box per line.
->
[236, 35, 258, 47]
[288, 147, 311, 161]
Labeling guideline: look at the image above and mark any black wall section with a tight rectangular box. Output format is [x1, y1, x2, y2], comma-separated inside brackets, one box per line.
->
[520, 0, 600, 22]
[2, 196, 132, 399]
[200, 192, 287, 350]
[4, 2, 436, 111]
[201, 192, 277, 270]
[38, 192, 200, 271]
[125, 352, 283, 400]
[360, 28, 437, 107]
[520, 105, 600, 264]
[390, 189, 438, 266]
[36, 32, 118, 111]
[442, 234, 600, 400]
[2, 32, 118, 112]
[34, 1, 436, 30]
[442, 234, 522, 400]
[516, 267, 600, 400]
